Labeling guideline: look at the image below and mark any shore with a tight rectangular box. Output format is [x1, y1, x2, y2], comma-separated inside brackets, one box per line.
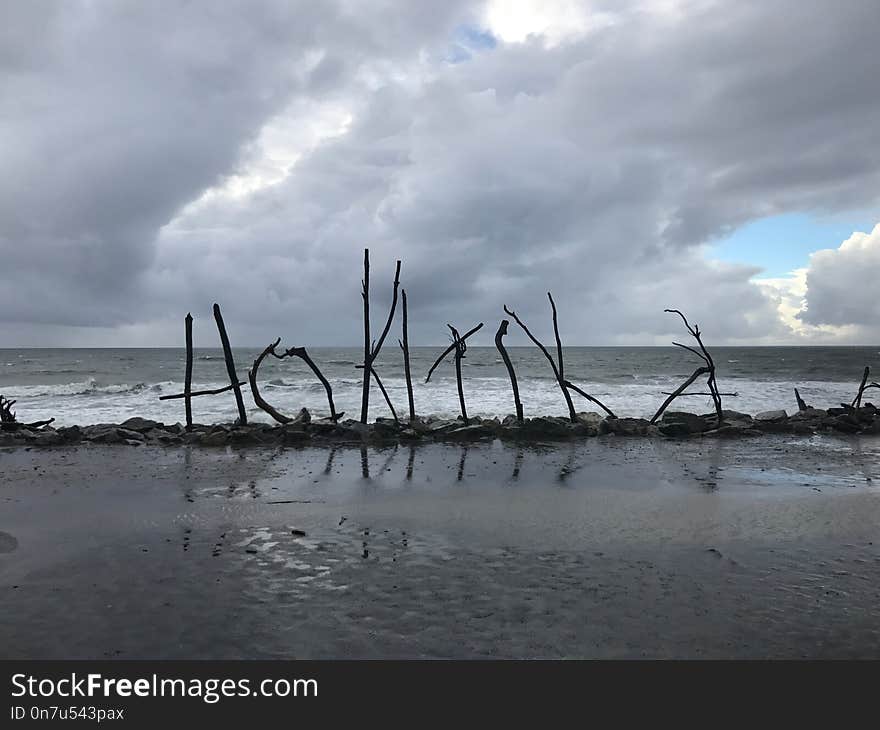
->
[1, 435, 879, 658]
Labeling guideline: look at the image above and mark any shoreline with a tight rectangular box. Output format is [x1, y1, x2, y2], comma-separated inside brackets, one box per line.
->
[2, 403, 878, 449]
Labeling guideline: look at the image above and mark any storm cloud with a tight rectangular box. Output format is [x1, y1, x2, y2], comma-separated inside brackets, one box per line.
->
[2, 0, 879, 346]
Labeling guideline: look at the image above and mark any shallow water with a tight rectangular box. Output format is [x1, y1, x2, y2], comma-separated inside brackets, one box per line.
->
[1, 436, 879, 658]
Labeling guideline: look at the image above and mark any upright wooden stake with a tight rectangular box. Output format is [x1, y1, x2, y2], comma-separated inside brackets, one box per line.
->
[400, 289, 416, 422]
[213, 303, 247, 425]
[360, 249, 371, 423]
[184, 313, 193, 429]
[495, 319, 523, 422]
[450, 326, 469, 425]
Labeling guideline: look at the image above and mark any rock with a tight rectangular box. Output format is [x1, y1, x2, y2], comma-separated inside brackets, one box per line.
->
[501, 414, 520, 428]
[830, 415, 861, 433]
[290, 408, 311, 426]
[790, 407, 826, 421]
[575, 412, 604, 429]
[56, 425, 83, 443]
[427, 419, 461, 434]
[398, 428, 423, 441]
[443, 424, 496, 441]
[659, 411, 709, 437]
[601, 417, 655, 436]
[120, 417, 164, 432]
[279, 427, 311, 445]
[519, 416, 574, 440]
[703, 424, 762, 438]
[754, 410, 788, 422]
[200, 431, 231, 447]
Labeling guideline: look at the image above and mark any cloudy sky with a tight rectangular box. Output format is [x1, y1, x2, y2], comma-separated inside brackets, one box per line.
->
[2, 0, 879, 348]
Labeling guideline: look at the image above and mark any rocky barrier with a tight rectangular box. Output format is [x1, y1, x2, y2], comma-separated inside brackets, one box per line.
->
[1, 404, 879, 448]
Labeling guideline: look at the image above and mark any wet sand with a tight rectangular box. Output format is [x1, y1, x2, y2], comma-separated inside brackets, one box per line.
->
[2, 435, 879, 658]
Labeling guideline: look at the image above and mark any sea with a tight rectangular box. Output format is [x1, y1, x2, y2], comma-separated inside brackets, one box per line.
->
[1, 346, 878, 427]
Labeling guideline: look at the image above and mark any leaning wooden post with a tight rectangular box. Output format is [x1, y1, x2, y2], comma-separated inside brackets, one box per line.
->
[213, 303, 247, 425]
[853, 366, 870, 409]
[450, 326, 469, 425]
[184, 313, 194, 429]
[495, 319, 523, 422]
[360, 249, 371, 423]
[400, 289, 416, 422]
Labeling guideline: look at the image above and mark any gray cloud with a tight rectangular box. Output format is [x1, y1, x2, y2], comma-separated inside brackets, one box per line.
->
[1, 0, 879, 346]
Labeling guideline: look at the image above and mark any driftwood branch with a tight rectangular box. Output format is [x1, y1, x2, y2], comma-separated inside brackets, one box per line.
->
[360, 249, 401, 423]
[0, 395, 16, 423]
[425, 322, 483, 424]
[213, 303, 247, 425]
[425, 323, 483, 382]
[160, 382, 247, 400]
[449, 325, 469, 425]
[563, 380, 616, 418]
[653, 309, 723, 425]
[400, 288, 416, 421]
[282, 346, 342, 422]
[661, 391, 738, 397]
[651, 367, 710, 423]
[184, 313, 194, 428]
[249, 339, 292, 425]
[794, 388, 809, 411]
[495, 319, 523, 422]
[360, 248, 371, 423]
[852, 366, 873, 409]
[370, 366, 399, 423]
[503, 296, 576, 422]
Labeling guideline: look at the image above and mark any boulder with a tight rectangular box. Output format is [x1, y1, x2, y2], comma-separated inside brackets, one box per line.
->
[279, 427, 311, 445]
[520, 416, 575, 440]
[120, 417, 164, 432]
[601, 417, 655, 437]
[659, 411, 709, 437]
[754, 410, 788, 422]
[443, 424, 496, 441]
[199, 431, 231, 447]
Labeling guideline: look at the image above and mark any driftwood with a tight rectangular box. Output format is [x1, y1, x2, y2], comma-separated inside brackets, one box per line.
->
[794, 388, 809, 411]
[426, 322, 484, 424]
[184, 313, 194, 428]
[852, 366, 879, 409]
[425, 322, 484, 383]
[651, 309, 723, 425]
[249, 339, 292, 424]
[160, 382, 246, 400]
[0, 395, 15, 423]
[213, 303, 247, 425]
[0, 395, 54, 431]
[360, 249, 402, 423]
[661, 391, 738, 397]
[399, 289, 416, 422]
[282, 346, 342, 422]
[494, 319, 523, 422]
[248, 338, 343, 423]
[504, 293, 615, 422]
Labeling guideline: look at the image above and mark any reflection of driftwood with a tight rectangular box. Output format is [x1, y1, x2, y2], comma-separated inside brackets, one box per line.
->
[426, 323, 484, 425]
[249, 339, 292, 424]
[794, 388, 809, 411]
[852, 366, 879, 409]
[360, 250, 402, 423]
[425, 323, 483, 383]
[399, 289, 416, 422]
[213, 303, 247, 425]
[651, 309, 722, 425]
[504, 293, 615, 421]
[495, 319, 523, 422]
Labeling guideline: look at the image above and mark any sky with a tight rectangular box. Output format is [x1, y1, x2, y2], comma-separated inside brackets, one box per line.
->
[1, 0, 879, 348]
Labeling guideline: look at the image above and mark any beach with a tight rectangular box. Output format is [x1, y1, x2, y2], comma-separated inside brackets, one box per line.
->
[2, 435, 879, 659]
